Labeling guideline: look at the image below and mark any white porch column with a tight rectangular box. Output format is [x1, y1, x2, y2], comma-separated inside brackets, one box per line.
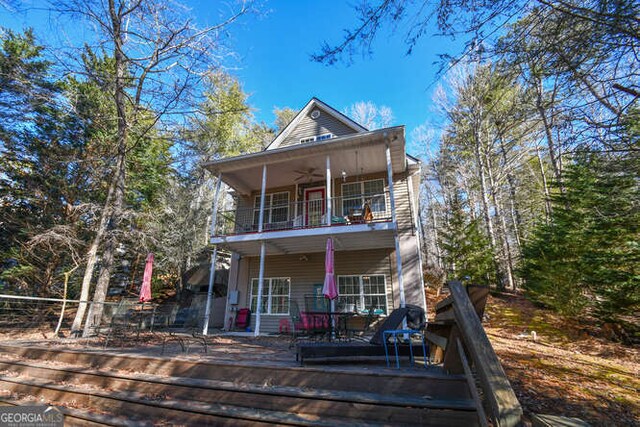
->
[326, 155, 332, 226]
[254, 165, 268, 336]
[203, 173, 223, 335]
[386, 144, 406, 308]
[325, 156, 336, 320]
[258, 164, 267, 232]
[254, 241, 266, 337]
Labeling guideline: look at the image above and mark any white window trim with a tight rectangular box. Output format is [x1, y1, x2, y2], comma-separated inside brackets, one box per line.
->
[337, 274, 388, 314]
[250, 277, 291, 315]
[299, 133, 333, 144]
[341, 178, 388, 215]
[254, 191, 290, 226]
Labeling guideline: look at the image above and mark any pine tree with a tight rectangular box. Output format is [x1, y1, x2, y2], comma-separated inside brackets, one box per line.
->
[439, 191, 495, 285]
[522, 151, 640, 332]
[0, 29, 88, 295]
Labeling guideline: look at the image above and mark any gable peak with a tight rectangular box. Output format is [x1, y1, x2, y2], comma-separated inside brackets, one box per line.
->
[266, 98, 368, 150]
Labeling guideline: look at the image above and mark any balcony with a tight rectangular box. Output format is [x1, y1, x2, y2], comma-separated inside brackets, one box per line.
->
[214, 193, 392, 237]
[210, 193, 396, 256]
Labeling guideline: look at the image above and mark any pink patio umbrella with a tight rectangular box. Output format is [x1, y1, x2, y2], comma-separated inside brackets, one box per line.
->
[322, 238, 338, 335]
[139, 253, 154, 303]
[322, 238, 338, 300]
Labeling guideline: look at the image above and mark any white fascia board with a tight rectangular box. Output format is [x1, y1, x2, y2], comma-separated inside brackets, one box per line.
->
[205, 126, 405, 174]
[210, 222, 397, 245]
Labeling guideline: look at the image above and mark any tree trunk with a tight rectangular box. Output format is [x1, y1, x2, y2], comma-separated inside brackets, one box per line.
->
[461, 176, 478, 221]
[473, 122, 501, 288]
[534, 76, 563, 186]
[428, 200, 443, 269]
[497, 134, 523, 251]
[535, 144, 553, 220]
[70, 171, 118, 334]
[82, 0, 128, 336]
[486, 153, 516, 290]
[82, 152, 126, 336]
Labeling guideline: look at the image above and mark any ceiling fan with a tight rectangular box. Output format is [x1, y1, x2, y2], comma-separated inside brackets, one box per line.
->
[293, 167, 324, 182]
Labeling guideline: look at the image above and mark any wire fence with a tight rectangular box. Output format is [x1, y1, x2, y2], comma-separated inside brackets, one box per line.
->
[0, 294, 225, 339]
[0, 294, 123, 338]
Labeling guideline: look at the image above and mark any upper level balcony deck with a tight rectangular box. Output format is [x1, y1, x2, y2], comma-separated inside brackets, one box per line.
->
[213, 192, 392, 237]
[210, 192, 398, 256]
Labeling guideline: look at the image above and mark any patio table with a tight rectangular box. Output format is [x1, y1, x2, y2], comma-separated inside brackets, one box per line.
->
[301, 311, 355, 340]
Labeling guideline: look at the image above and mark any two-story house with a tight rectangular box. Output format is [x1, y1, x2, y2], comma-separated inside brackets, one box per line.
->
[204, 98, 426, 335]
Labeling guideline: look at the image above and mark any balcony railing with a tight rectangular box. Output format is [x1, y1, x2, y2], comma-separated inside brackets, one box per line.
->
[213, 193, 392, 237]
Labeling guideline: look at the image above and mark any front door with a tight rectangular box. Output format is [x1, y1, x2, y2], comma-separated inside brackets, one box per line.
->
[304, 187, 325, 226]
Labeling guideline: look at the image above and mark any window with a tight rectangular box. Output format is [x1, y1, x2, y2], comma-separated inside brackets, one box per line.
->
[338, 275, 387, 314]
[253, 192, 290, 229]
[341, 179, 386, 216]
[250, 278, 291, 314]
[299, 133, 333, 144]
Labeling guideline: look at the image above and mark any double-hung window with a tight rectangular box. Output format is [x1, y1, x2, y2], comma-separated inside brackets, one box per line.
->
[253, 192, 290, 230]
[337, 274, 387, 314]
[250, 278, 291, 314]
[341, 179, 387, 217]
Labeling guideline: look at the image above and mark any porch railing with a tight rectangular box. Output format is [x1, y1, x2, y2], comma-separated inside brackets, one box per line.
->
[213, 193, 392, 237]
[436, 281, 523, 426]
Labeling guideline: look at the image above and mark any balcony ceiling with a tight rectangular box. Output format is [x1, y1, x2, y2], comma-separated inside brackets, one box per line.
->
[211, 223, 396, 257]
[204, 127, 406, 195]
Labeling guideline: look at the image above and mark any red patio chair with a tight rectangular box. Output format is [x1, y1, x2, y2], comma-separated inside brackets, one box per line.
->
[235, 308, 251, 330]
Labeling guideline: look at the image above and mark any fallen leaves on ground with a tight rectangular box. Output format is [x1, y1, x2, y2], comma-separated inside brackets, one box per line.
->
[481, 292, 638, 426]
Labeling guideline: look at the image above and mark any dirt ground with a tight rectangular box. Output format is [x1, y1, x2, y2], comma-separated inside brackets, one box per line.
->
[431, 290, 639, 427]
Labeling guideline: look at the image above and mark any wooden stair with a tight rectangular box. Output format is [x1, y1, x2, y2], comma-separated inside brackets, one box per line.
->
[0, 344, 478, 426]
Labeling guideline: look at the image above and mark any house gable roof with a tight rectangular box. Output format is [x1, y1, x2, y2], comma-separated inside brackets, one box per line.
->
[266, 97, 368, 150]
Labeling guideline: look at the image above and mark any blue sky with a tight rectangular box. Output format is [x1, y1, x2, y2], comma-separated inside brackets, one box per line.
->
[225, 1, 462, 156]
[2, 1, 465, 156]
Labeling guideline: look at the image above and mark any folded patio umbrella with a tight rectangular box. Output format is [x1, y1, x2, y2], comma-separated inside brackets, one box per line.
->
[322, 238, 338, 300]
[139, 252, 153, 303]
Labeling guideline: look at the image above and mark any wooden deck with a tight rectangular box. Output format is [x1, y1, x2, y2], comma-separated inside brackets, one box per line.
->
[0, 340, 478, 426]
[0, 282, 524, 426]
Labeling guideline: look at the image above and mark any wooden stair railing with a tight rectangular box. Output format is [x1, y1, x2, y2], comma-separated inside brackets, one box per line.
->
[430, 281, 523, 427]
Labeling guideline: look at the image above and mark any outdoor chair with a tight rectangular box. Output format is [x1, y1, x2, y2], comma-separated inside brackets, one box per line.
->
[288, 300, 336, 347]
[296, 307, 431, 364]
[235, 308, 251, 330]
[101, 298, 138, 347]
[150, 303, 178, 331]
[346, 306, 378, 341]
[288, 301, 308, 346]
[155, 307, 209, 354]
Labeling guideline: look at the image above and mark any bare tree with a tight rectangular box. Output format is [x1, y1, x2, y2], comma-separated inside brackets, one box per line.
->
[343, 101, 394, 130]
[52, 0, 251, 335]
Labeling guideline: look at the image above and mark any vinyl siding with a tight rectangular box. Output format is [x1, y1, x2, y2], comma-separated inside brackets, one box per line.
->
[392, 173, 416, 234]
[388, 173, 425, 308]
[230, 249, 394, 333]
[279, 110, 359, 148]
